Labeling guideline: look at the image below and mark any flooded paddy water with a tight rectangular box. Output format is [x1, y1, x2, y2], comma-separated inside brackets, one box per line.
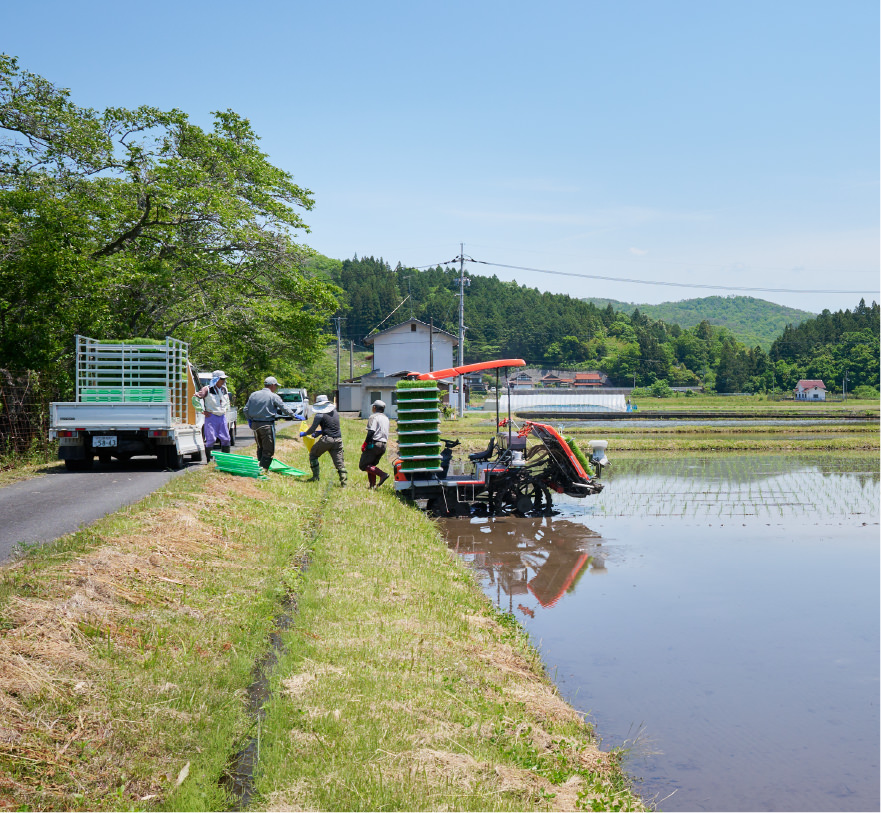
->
[442, 453, 880, 812]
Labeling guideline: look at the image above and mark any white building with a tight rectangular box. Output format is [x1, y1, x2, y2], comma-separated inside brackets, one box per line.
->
[338, 319, 457, 418]
[795, 379, 826, 401]
[365, 318, 457, 375]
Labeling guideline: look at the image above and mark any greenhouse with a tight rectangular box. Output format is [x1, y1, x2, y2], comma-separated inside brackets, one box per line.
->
[485, 392, 627, 413]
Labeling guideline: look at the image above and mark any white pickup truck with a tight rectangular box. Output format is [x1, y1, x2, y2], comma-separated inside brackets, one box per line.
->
[49, 335, 205, 470]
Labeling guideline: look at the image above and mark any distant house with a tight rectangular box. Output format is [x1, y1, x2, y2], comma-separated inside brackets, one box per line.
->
[464, 371, 485, 391]
[795, 380, 826, 401]
[573, 372, 605, 387]
[510, 372, 533, 390]
[539, 373, 564, 387]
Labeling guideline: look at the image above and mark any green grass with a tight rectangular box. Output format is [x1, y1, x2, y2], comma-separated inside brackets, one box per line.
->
[0, 423, 642, 811]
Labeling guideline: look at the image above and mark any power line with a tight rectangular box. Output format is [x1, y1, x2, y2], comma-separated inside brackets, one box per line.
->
[450, 258, 878, 296]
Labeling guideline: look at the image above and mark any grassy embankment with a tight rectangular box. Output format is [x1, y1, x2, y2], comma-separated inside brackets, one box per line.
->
[0, 422, 642, 811]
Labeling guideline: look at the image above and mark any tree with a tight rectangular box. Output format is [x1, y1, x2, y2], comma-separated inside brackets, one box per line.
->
[0, 55, 339, 391]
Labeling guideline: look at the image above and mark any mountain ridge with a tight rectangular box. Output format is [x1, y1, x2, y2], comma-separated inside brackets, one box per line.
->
[582, 295, 816, 349]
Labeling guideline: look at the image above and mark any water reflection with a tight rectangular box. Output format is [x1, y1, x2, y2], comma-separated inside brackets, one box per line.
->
[445, 517, 606, 615]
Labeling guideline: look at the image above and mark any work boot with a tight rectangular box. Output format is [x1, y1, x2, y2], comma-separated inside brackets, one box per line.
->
[307, 459, 320, 482]
[220, 445, 230, 454]
[205, 450, 213, 463]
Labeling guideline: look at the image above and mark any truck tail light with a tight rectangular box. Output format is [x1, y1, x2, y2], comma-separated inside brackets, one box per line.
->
[148, 430, 168, 437]
[58, 431, 79, 438]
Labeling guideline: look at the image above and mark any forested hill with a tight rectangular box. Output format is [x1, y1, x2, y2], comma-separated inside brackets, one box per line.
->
[310, 255, 880, 393]
[582, 296, 815, 349]
[769, 300, 880, 392]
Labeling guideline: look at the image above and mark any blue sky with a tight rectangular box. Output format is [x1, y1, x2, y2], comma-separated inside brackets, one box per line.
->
[5, 0, 879, 313]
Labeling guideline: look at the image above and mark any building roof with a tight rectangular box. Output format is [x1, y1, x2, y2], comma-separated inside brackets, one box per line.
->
[796, 379, 826, 389]
[363, 318, 458, 346]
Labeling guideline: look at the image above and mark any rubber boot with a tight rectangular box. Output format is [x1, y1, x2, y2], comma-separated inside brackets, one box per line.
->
[375, 468, 389, 489]
[307, 459, 320, 482]
[367, 467, 376, 489]
[338, 468, 347, 488]
[220, 445, 230, 454]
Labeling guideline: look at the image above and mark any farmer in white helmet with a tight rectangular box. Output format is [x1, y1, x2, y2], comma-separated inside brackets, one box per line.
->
[196, 370, 231, 461]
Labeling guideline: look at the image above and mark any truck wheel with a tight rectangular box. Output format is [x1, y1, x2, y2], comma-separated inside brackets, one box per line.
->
[229, 423, 236, 446]
[159, 446, 184, 470]
[64, 457, 94, 472]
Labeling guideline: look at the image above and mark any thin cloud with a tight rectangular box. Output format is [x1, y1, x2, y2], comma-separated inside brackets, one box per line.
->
[629, 247, 648, 256]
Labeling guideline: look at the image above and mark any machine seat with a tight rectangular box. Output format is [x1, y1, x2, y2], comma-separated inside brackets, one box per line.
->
[468, 436, 495, 462]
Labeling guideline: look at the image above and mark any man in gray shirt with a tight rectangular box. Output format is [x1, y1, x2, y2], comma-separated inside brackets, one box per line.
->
[243, 376, 287, 470]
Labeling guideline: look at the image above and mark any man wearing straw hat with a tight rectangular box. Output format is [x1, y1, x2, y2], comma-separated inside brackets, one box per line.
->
[300, 395, 347, 486]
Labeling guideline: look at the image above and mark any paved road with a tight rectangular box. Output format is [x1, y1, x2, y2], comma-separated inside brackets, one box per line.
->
[0, 427, 258, 563]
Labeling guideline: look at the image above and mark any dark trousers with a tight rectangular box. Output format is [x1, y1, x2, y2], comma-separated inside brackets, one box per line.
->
[359, 442, 387, 486]
[309, 436, 347, 483]
[253, 421, 275, 469]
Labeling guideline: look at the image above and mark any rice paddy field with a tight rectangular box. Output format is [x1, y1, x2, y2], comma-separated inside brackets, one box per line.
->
[442, 447, 879, 812]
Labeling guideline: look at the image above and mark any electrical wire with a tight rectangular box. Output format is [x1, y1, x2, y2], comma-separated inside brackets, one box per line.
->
[462, 259, 878, 296]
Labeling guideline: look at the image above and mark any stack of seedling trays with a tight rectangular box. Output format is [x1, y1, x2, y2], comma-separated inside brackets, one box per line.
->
[396, 380, 442, 476]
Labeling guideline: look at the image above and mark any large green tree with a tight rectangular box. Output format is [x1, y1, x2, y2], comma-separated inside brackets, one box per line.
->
[0, 55, 339, 394]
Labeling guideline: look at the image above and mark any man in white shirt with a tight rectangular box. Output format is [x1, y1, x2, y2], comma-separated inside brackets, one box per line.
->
[359, 399, 390, 489]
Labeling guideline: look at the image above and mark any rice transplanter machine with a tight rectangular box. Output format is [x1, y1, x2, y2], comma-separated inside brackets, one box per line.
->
[392, 359, 609, 516]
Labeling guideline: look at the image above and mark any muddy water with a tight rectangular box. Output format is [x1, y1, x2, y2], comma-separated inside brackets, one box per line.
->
[442, 455, 880, 812]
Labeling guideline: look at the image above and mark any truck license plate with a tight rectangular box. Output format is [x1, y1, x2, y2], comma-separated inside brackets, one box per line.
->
[92, 436, 117, 448]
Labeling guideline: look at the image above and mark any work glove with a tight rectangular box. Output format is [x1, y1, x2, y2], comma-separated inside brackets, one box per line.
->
[361, 441, 366, 451]
[299, 431, 307, 438]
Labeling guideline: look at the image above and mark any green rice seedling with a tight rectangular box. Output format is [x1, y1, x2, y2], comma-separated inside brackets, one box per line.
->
[397, 432, 441, 445]
[564, 435, 592, 473]
[396, 379, 438, 390]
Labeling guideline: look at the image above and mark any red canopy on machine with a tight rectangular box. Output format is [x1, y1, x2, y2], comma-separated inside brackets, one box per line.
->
[416, 358, 526, 381]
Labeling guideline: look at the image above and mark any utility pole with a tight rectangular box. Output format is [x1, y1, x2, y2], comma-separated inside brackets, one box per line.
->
[457, 243, 468, 417]
[405, 276, 413, 318]
[843, 370, 849, 401]
[349, 339, 354, 379]
[429, 316, 434, 373]
[334, 317, 344, 405]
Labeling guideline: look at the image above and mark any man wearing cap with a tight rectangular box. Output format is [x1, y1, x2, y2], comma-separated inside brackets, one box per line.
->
[243, 377, 287, 471]
[359, 399, 390, 489]
[196, 370, 231, 462]
[299, 395, 347, 486]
